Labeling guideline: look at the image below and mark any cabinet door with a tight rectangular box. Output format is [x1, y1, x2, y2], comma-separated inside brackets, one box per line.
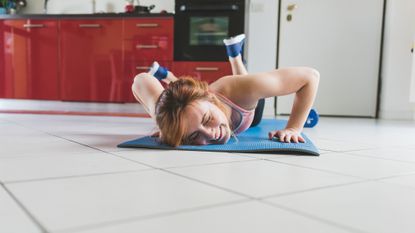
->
[0, 19, 59, 100]
[60, 19, 123, 102]
[277, 0, 384, 117]
[172, 62, 232, 84]
[123, 18, 173, 62]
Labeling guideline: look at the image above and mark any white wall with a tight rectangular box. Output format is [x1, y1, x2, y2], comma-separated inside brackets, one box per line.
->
[21, 0, 174, 14]
[380, 0, 415, 120]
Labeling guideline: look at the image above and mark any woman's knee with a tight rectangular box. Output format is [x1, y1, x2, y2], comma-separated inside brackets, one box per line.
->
[133, 72, 152, 84]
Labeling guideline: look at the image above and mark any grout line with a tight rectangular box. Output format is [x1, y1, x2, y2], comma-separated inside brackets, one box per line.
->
[370, 171, 415, 181]
[160, 168, 255, 199]
[3, 153, 256, 185]
[0, 183, 49, 233]
[344, 151, 415, 164]
[0, 110, 150, 118]
[56, 199, 250, 233]
[257, 179, 369, 200]
[262, 158, 367, 179]
[159, 158, 259, 170]
[3, 169, 153, 185]
[260, 200, 371, 233]
[318, 148, 381, 153]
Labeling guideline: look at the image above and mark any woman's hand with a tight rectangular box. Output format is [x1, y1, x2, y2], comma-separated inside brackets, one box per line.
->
[268, 128, 305, 143]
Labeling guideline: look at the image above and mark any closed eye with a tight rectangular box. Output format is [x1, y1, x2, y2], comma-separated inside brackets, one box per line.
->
[203, 114, 212, 126]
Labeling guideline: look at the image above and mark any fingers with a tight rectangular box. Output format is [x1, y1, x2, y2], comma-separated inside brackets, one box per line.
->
[268, 130, 305, 143]
[268, 131, 276, 140]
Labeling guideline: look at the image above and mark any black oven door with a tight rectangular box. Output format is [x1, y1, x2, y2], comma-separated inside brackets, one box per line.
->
[174, 0, 245, 61]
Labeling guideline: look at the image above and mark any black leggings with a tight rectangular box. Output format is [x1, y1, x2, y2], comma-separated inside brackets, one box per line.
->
[250, 98, 265, 127]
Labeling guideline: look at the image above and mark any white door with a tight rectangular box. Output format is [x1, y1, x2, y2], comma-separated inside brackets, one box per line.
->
[277, 0, 384, 117]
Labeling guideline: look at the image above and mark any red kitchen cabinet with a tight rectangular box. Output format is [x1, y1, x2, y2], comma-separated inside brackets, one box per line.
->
[123, 17, 173, 102]
[59, 19, 123, 102]
[123, 18, 173, 61]
[0, 19, 59, 100]
[172, 62, 232, 84]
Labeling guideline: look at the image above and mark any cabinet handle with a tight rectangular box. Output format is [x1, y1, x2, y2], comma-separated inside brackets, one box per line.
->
[195, 67, 219, 71]
[136, 66, 151, 70]
[136, 23, 159, 28]
[136, 44, 158, 49]
[23, 24, 45, 28]
[79, 24, 101, 28]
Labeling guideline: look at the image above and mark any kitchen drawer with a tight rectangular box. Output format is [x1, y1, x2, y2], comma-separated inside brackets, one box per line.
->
[123, 18, 173, 39]
[124, 35, 173, 61]
[172, 62, 232, 84]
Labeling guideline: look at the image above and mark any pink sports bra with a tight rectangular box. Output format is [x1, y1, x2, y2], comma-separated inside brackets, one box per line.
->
[213, 91, 255, 135]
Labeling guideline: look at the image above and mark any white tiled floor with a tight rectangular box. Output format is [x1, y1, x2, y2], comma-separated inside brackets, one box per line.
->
[1, 112, 415, 233]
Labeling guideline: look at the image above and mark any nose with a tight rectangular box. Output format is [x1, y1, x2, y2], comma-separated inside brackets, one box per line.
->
[200, 126, 217, 141]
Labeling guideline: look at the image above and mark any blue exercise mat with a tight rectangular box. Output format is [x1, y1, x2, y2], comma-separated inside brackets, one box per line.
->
[118, 119, 319, 156]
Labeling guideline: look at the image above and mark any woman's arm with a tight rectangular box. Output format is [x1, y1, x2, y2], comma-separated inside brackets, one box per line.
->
[260, 67, 320, 142]
[224, 67, 320, 142]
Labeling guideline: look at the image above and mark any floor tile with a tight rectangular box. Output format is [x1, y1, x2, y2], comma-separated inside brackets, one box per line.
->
[0, 99, 145, 113]
[114, 150, 255, 169]
[266, 181, 415, 233]
[347, 147, 415, 163]
[312, 138, 376, 152]
[6, 170, 243, 232]
[0, 152, 150, 183]
[267, 152, 415, 179]
[0, 186, 41, 233]
[2, 114, 158, 153]
[305, 117, 415, 142]
[75, 201, 355, 233]
[378, 173, 415, 189]
[0, 135, 100, 158]
[168, 160, 360, 198]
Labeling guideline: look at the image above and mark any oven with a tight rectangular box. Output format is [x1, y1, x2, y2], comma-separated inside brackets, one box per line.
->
[174, 0, 245, 61]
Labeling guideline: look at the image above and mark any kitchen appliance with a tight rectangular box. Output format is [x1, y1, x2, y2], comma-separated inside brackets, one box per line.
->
[134, 4, 155, 13]
[174, 0, 245, 61]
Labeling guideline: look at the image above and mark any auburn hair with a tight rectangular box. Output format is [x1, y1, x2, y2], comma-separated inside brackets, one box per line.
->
[155, 77, 227, 147]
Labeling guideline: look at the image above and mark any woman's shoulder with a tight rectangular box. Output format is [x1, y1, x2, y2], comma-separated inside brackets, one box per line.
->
[208, 75, 234, 94]
[208, 75, 258, 110]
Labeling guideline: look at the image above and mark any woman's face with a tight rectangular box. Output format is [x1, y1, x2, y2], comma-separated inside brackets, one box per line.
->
[182, 100, 231, 145]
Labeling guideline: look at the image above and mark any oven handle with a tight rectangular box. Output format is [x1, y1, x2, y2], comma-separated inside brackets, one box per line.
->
[179, 4, 239, 12]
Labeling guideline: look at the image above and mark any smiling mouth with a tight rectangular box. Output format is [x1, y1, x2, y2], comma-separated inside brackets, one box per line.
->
[215, 126, 223, 142]
[219, 126, 223, 141]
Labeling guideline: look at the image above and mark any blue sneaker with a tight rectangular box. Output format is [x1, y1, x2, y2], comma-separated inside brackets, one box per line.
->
[148, 61, 168, 81]
[223, 34, 246, 58]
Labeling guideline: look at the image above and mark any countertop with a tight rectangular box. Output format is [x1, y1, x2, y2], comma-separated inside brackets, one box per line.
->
[0, 13, 174, 20]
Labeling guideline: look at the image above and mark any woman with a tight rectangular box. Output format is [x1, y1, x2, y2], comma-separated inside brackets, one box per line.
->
[132, 34, 319, 146]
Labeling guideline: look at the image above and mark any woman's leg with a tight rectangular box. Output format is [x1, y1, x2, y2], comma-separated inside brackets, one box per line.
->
[224, 34, 264, 126]
[228, 55, 248, 75]
[224, 34, 248, 75]
[148, 61, 178, 84]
